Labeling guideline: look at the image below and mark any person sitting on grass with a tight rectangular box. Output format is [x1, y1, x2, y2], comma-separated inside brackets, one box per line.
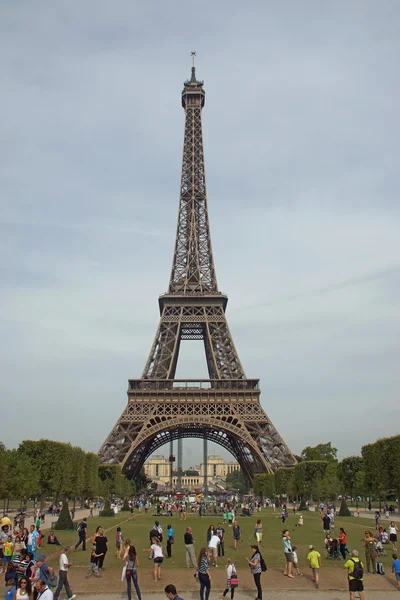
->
[47, 531, 61, 546]
[307, 544, 322, 589]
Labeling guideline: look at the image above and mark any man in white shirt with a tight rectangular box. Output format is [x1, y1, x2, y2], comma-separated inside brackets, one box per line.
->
[36, 580, 54, 600]
[208, 533, 221, 567]
[53, 546, 76, 600]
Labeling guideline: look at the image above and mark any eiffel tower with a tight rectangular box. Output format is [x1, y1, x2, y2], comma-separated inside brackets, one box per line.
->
[99, 57, 296, 484]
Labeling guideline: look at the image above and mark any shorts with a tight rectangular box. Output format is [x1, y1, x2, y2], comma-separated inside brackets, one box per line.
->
[256, 532, 262, 543]
[3, 556, 11, 563]
[395, 573, 400, 582]
[208, 546, 218, 558]
[390, 534, 397, 542]
[293, 561, 298, 569]
[285, 552, 294, 562]
[312, 567, 319, 574]
[116, 542, 121, 549]
[349, 579, 364, 592]
[234, 536, 240, 541]
[154, 557, 163, 564]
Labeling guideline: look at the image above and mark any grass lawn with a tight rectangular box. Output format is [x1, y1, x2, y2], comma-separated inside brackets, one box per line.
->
[44, 507, 395, 574]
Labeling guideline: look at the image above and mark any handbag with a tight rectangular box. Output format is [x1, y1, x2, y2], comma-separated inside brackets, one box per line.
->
[48, 573, 58, 587]
[229, 568, 238, 588]
[121, 565, 127, 582]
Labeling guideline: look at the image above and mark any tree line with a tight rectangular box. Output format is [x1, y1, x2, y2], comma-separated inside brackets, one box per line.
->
[0, 439, 145, 512]
[254, 435, 400, 508]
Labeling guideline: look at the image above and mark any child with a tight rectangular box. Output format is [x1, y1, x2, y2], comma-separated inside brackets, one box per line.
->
[116, 527, 123, 558]
[3, 536, 14, 565]
[228, 510, 233, 526]
[296, 515, 304, 527]
[5, 579, 16, 600]
[12, 534, 24, 558]
[222, 558, 238, 599]
[86, 543, 103, 578]
[292, 545, 302, 576]
[392, 553, 400, 591]
[223, 510, 228, 524]
[307, 544, 322, 589]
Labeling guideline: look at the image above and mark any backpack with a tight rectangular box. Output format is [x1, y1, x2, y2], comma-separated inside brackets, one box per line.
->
[376, 562, 385, 575]
[260, 555, 268, 572]
[350, 559, 364, 580]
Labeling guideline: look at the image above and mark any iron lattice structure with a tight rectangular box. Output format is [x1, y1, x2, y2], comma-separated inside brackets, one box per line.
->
[99, 63, 296, 484]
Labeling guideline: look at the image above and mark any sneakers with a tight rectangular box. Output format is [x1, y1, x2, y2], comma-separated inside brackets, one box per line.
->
[68, 596, 77, 600]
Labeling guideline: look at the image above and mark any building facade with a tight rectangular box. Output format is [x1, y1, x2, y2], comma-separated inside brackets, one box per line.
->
[144, 454, 240, 491]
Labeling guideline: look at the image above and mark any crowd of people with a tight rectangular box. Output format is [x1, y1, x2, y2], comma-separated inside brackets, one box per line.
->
[1, 498, 399, 600]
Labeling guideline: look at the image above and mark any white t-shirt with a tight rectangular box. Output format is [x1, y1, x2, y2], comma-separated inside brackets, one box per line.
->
[389, 526, 397, 535]
[37, 588, 53, 600]
[227, 563, 235, 578]
[292, 550, 298, 564]
[59, 553, 69, 571]
[208, 534, 220, 549]
[151, 544, 163, 559]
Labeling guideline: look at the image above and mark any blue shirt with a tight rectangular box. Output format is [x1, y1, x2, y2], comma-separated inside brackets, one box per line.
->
[168, 527, 174, 539]
[393, 559, 400, 573]
[6, 587, 16, 600]
[282, 537, 292, 552]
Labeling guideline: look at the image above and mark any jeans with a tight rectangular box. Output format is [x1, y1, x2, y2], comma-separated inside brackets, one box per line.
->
[127, 571, 142, 600]
[253, 572, 262, 600]
[54, 570, 72, 600]
[75, 533, 86, 550]
[199, 572, 211, 600]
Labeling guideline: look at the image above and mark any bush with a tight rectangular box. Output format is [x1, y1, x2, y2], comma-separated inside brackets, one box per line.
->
[54, 501, 75, 530]
[121, 498, 130, 512]
[339, 497, 352, 517]
[100, 498, 114, 517]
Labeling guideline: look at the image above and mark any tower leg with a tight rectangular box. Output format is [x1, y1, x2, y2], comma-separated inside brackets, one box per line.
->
[203, 438, 208, 494]
[177, 438, 183, 489]
[169, 440, 173, 490]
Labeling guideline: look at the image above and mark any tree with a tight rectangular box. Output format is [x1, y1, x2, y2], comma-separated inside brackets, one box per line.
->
[135, 468, 151, 491]
[225, 471, 249, 494]
[293, 461, 328, 507]
[339, 497, 351, 517]
[6, 449, 39, 505]
[275, 468, 294, 500]
[82, 453, 99, 505]
[362, 442, 385, 509]
[384, 435, 400, 504]
[253, 474, 275, 500]
[54, 500, 75, 530]
[338, 456, 365, 505]
[320, 461, 339, 501]
[183, 470, 200, 476]
[100, 498, 114, 517]
[121, 498, 130, 511]
[301, 443, 337, 462]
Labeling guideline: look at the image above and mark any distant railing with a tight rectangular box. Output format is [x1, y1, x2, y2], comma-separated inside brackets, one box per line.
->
[128, 379, 259, 391]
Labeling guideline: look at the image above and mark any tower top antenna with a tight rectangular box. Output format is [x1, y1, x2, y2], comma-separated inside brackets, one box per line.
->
[190, 51, 196, 81]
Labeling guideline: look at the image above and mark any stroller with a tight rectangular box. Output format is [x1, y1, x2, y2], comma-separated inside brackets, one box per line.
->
[326, 538, 341, 559]
[375, 541, 387, 557]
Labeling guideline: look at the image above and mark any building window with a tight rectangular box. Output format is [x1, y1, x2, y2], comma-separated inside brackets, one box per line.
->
[213, 465, 217, 477]
[156, 465, 159, 477]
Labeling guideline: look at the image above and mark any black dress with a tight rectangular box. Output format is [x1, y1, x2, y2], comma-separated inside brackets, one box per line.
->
[95, 535, 108, 569]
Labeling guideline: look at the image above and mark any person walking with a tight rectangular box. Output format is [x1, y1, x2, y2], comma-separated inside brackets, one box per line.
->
[125, 545, 142, 600]
[232, 522, 241, 550]
[389, 522, 398, 551]
[85, 543, 102, 578]
[216, 523, 225, 557]
[74, 518, 87, 551]
[392, 553, 400, 591]
[166, 524, 174, 558]
[307, 545, 322, 589]
[254, 520, 263, 546]
[222, 558, 238, 600]
[35, 580, 53, 600]
[344, 549, 365, 600]
[339, 528, 347, 560]
[198, 548, 211, 600]
[93, 528, 108, 571]
[184, 527, 197, 568]
[246, 545, 262, 600]
[144, 537, 163, 583]
[53, 546, 76, 600]
[361, 530, 378, 574]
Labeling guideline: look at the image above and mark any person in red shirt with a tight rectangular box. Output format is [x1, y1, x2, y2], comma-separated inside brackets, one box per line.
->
[339, 528, 347, 560]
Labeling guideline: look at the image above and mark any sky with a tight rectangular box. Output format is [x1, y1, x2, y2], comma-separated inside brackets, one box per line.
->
[1, 1, 399, 468]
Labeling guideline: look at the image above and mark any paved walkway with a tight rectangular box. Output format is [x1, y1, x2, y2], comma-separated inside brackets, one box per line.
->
[74, 592, 400, 599]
